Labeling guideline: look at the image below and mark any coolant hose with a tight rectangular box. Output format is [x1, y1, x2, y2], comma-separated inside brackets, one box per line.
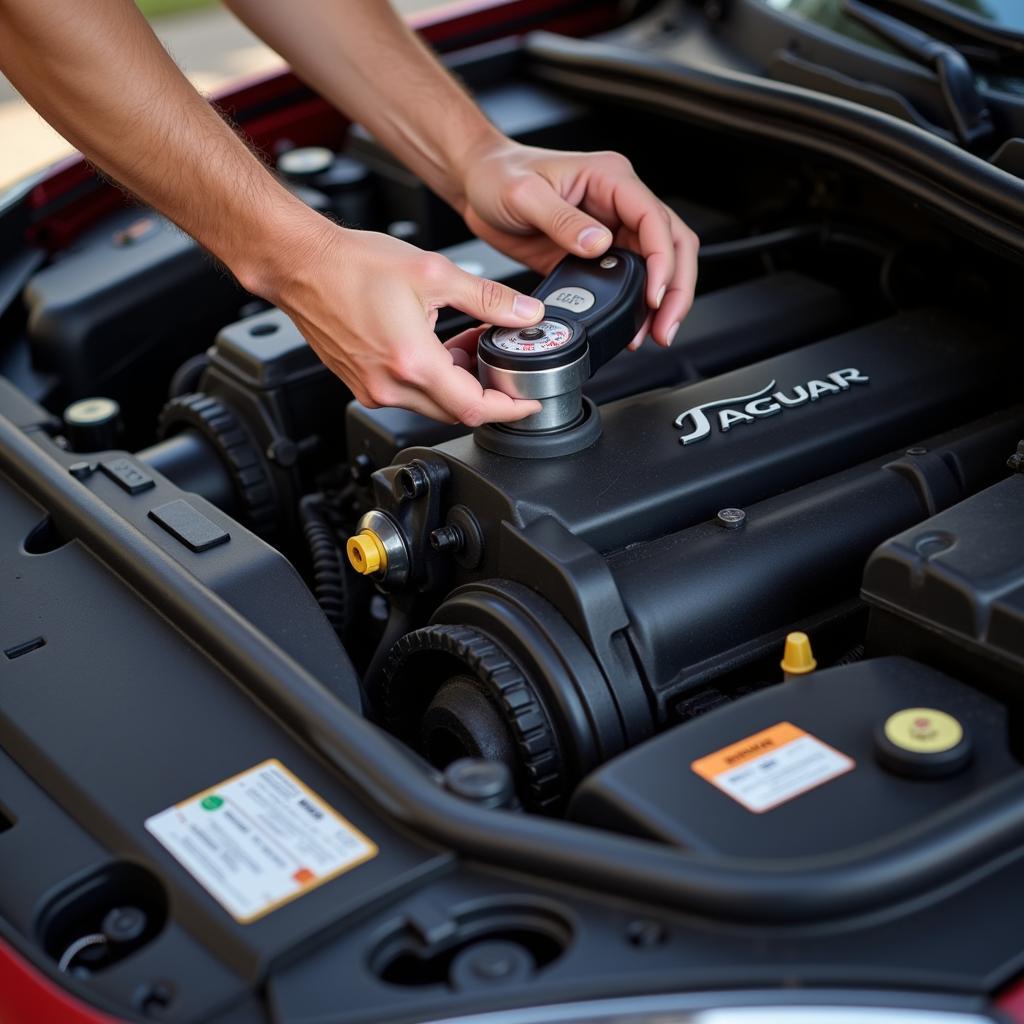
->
[299, 493, 352, 639]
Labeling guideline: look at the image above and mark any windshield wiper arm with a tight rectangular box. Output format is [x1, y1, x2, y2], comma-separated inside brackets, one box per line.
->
[842, 0, 994, 148]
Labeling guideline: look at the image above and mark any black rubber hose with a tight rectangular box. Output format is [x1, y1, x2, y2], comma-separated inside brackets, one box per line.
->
[299, 493, 352, 638]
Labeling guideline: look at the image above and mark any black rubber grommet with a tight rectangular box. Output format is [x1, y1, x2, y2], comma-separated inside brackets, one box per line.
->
[473, 397, 602, 459]
[448, 940, 535, 991]
[158, 393, 277, 536]
[382, 624, 564, 810]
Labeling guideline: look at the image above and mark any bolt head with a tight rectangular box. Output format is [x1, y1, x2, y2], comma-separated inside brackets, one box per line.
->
[444, 758, 515, 808]
[717, 507, 746, 530]
[266, 438, 298, 467]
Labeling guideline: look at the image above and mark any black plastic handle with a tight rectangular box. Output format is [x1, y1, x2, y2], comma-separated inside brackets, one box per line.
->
[478, 248, 648, 377]
[534, 247, 648, 375]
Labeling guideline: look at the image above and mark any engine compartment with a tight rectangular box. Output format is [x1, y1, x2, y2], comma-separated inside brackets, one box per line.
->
[3, 11, 1024, 1023]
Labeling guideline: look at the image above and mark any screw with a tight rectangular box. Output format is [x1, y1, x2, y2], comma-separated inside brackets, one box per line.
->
[717, 507, 746, 530]
[626, 918, 668, 948]
[444, 758, 516, 809]
[102, 906, 147, 944]
[599, 255, 619, 270]
[266, 438, 298, 467]
[430, 524, 464, 553]
[397, 463, 428, 500]
[906, 447, 928, 457]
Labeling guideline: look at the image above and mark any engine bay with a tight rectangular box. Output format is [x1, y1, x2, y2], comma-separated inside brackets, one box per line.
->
[2, 9, 1024, 1023]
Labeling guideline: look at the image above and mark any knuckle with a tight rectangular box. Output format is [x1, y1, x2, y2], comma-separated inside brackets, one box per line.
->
[478, 278, 507, 315]
[505, 175, 537, 207]
[601, 150, 634, 174]
[458, 403, 487, 428]
[366, 383, 396, 408]
[414, 252, 451, 288]
[549, 203, 583, 239]
[391, 353, 422, 385]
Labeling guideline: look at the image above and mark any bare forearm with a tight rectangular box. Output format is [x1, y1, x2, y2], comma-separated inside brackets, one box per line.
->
[0, 0, 313, 293]
[223, 0, 503, 210]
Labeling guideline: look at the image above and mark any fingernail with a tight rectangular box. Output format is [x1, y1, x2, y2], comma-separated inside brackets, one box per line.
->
[667, 321, 680, 346]
[656, 285, 666, 308]
[578, 226, 611, 251]
[514, 296, 544, 320]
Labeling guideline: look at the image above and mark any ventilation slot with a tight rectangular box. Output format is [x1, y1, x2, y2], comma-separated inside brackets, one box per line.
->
[5, 637, 46, 660]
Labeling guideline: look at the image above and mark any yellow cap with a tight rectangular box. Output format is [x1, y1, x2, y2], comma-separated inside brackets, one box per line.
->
[884, 708, 963, 754]
[780, 631, 817, 676]
[346, 530, 387, 576]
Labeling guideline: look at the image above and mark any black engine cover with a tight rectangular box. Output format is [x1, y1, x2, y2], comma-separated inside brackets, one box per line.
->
[399, 307, 1018, 558]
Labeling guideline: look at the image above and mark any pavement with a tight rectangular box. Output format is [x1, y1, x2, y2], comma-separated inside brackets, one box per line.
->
[0, 0, 443, 189]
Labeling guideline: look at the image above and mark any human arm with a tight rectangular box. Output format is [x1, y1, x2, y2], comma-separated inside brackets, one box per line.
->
[0, 0, 547, 423]
[222, 0, 699, 347]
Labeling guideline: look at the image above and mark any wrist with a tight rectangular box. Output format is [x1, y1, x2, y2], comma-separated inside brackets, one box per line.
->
[444, 125, 512, 213]
[226, 193, 337, 304]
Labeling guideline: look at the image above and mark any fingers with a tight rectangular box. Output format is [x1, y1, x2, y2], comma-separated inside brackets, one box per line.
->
[595, 184, 699, 346]
[421, 354, 541, 426]
[448, 347, 473, 372]
[600, 175, 678, 319]
[419, 253, 544, 328]
[650, 213, 700, 347]
[508, 176, 613, 259]
[364, 327, 540, 426]
[627, 312, 653, 352]
[443, 326, 486, 372]
[572, 154, 698, 344]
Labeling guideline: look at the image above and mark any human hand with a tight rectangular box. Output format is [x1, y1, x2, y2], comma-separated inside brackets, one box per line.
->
[263, 218, 546, 425]
[459, 139, 699, 351]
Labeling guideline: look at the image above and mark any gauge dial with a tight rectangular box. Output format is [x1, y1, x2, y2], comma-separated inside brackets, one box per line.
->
[489, 320, 575, 355]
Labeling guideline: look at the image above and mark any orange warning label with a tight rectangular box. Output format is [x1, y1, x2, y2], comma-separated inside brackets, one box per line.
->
[691, 722, 854, 813]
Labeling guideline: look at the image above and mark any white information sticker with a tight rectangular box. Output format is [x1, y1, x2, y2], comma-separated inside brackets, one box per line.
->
[145, 759, 377, 923]
[691, 722, 854, 814]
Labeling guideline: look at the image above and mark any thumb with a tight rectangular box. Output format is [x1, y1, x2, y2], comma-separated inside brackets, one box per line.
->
[442, 264, 545, 328]
[512, 178, 613, 258]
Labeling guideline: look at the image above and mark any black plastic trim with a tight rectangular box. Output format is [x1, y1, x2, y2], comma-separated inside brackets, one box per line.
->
[7, 411, 1024, 926]
[522, 31, 1024, 256]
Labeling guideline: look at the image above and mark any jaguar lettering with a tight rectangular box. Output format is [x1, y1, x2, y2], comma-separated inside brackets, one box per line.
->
[674, 368, 870, 445]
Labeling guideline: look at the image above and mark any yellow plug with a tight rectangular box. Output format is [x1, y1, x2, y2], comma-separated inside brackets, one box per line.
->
[346, 530, 388, 576]
[781, 631, 817, 679]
